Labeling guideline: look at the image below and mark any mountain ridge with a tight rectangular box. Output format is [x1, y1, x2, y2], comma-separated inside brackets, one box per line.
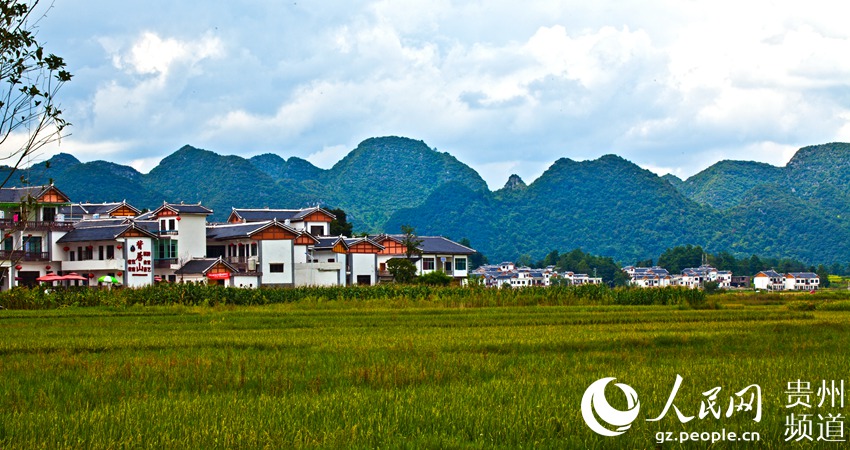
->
[6, 137, 850, 265]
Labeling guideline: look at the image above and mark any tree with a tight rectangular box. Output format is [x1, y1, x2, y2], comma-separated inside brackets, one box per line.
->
[657, 245, 703, 273]
[400, 224, 422, 259]
[328, 208, 353, 236]
[458, 237, 488, 269]
[386, 258, 416, 284]
[1, 0, 72, 188]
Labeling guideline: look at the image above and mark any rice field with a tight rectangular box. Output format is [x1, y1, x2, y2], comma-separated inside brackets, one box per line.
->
[1, 290, 848, 448]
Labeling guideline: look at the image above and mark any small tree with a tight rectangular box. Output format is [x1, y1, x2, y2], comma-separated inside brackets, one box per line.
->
[400, 224, 422, 259]
[386, 258, 417, 284]
[328, 208, 353, 236]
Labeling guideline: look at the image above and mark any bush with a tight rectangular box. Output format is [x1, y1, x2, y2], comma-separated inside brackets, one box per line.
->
[417, 271, 452, 286]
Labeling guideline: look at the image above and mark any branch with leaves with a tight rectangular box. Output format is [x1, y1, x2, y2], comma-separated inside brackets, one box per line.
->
[0, 0, 72, 189]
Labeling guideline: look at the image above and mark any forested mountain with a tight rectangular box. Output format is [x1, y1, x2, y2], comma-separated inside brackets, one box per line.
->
[4, 137, 850, 265]
[673, 160, 784, 210]
[387, 155, 722, 264]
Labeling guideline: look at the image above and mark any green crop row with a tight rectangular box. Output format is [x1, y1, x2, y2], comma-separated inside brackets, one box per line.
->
[0, 283, 709, 310]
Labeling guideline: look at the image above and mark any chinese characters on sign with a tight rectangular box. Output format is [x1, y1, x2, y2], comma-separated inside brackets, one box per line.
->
[127, 239, 152, 276]
[785, 379, 846, 442]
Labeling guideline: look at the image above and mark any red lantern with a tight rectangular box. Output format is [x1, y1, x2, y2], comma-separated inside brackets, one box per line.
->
[117, 245, 123, 249]
[117, 271, 123, 277]
[88, 273, 94, 279]
[176, 216, 182, 221]
[238, 242, 244, 246]
[14, 265, 22, 270]
[87, 245, 93, 249]
[63, 246, 70, 252]
[45, 265, 51, 270]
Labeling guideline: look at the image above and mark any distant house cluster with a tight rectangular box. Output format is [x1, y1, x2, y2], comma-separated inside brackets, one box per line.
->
[623, 264, 733, 289]
[0, 185, 475, 290]
[471, 261, 602, 288]
[753, 270, 820, 291]
[623, 264, 820, 291]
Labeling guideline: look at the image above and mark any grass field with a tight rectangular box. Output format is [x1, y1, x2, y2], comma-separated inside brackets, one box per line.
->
[1, 288, 849, 448]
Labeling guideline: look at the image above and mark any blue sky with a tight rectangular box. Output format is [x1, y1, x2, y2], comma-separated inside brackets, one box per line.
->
[21, 0, 850, 189]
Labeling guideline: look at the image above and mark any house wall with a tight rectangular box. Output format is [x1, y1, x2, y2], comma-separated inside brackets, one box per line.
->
[176, 215, 208, 261]
[350, 253, 376, 285]
[259, 240, 293, 286]
[233, 274, 260, 288]
[124, 237, 154, 287]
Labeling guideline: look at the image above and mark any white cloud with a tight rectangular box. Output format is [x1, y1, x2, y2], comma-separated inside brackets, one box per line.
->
[306, 144, 351, 169]
[30, 0, 850, 189]
[111, 32, 223, 78]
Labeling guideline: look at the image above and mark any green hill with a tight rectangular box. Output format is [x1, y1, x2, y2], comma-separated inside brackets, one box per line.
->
[676, 160, 784, 210]
[388, 154, 720, 263]
[9, 138, 850, 265]
[321, 136, 489, 231]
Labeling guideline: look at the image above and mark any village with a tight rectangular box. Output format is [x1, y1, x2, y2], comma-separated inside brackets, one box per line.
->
[471, 261, 820, 291]
[0, 184, 475, 290]
[0, 184, 822, 292]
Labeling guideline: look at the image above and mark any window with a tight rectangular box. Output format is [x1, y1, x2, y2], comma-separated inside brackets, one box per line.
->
[78, 246, 92, 261]
[310, 225, 324, 236]
[106, 245, 115, 259]
[99, 245, 104, 260]
[169, 219, 176, 230]
[156, 240, 179, 260]
[423, 258, 435, 270]
[43, 207, 56, 222]
[70, 251, 75, 261]
[269, 263, 284, 273]
[23, 236, 42, 254]
[455, 258, 467, 271]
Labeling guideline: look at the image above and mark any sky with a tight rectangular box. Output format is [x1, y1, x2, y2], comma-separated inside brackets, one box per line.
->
[15, 0, 850, 189]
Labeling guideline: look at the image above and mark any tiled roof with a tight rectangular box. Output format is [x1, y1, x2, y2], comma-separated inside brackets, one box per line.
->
[313, 236, 346, 250]
[175, 257, 237, 275]
[788, 272, 819, 279]
[207, 222, 269, 240]
[757, 270, 783, 278]
[57, 223, 157, 243]
[381, 235, 476, 255]
[0, 185, 69, 204]
[231, 206, 335, 223]
[152, 202, 213, 216]
[59, 202, 141, 216]
[206, 220, 301, 241]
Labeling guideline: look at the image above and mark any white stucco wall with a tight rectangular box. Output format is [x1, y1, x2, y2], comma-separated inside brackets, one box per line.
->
[260, 239, 293, 286]
[350, 253, 376, 285]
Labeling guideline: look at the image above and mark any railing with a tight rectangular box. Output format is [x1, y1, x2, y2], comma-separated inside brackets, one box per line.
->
[0, 250, 50, 261]
[0, 219, 75, 231]
[224, 256, 248, 271]
[154, 258, 177, 268]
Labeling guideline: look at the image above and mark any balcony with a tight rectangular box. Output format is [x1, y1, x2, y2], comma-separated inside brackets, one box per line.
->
[62, 259, 125, 272]
[154, 258, 177, 269]
[0, 219, 75, 232]
[0, 250, 50, 261]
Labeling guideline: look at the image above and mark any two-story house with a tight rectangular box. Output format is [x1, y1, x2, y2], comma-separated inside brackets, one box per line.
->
[0, 185, 74, 289]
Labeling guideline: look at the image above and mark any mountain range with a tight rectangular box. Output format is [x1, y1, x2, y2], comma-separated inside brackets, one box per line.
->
[5, 137, 849, 265]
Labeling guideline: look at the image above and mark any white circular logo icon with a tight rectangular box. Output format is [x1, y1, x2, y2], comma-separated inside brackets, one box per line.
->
[581, 377, 641, 436]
